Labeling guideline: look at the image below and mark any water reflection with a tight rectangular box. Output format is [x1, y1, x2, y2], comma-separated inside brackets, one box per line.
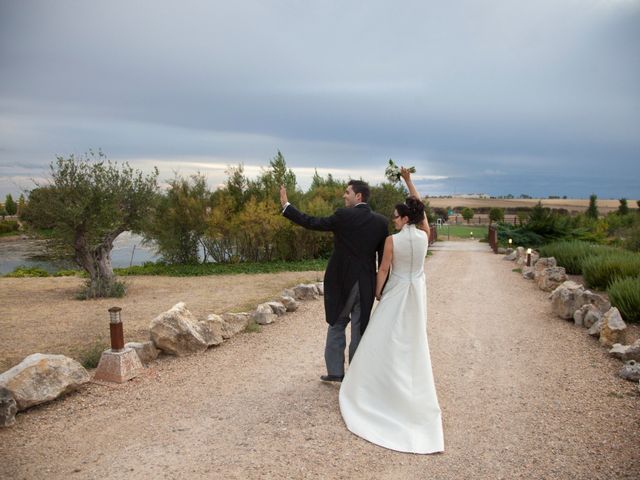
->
[0, 231, 159, 275]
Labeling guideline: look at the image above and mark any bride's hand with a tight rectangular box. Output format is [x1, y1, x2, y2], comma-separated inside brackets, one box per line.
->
[375, 291, 382, 301]
[400, 167, 412, 183]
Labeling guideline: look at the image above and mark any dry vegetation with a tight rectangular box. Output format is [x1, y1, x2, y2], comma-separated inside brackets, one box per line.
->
[0, 271, 323, 372]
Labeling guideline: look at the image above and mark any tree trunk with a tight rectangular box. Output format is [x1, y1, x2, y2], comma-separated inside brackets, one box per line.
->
[74, 229, 122, 297]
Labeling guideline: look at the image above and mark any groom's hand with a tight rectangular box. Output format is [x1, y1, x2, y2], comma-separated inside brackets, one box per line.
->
[279, 185, 288, 208]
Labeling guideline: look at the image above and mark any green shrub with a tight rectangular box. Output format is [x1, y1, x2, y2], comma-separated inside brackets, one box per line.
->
[538, 240, 614, 275]
[0, 220, 19, 234]
[53, 269, 83, 277]
[608, 276, 640, 323]
[77, 339, 109, 369]
[582, 251, 640, 290]
[76, 278, 127, 300]
[4, 266, 50, 277]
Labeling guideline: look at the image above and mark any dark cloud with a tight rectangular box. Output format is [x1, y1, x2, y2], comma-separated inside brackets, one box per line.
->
[0, 0, 638, 198]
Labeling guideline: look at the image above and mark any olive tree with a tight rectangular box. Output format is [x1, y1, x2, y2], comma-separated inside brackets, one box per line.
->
[22, 151, 159, 297]
[462, 207, 474, 224]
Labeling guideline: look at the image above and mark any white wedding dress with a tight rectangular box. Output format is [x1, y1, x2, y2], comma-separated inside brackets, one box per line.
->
[339, 224, 444, 454]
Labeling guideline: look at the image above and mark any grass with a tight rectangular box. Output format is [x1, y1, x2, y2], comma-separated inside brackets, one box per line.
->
[435, 224, 488, 239]
[244, 319, 262, 333]
[582, 251, 640, 290]
[114, 258, 328, 276]
[77, 339, 109, 369]
[4, 258, 328, 278]
[608, 276, 640, 323]
[512, 268, 522, 273]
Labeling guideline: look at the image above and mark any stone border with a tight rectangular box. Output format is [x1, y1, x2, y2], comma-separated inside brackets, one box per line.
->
[504, 247, 640, 388]
[0, 281, 324, 428]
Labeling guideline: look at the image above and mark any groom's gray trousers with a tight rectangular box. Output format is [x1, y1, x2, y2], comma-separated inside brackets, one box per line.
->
[325, 281, 361, 377]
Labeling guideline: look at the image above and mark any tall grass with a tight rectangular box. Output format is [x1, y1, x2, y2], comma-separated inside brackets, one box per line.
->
[608, 277, 640, 323]
[538, 241, 612, 275]
[582, 251, 640, 290]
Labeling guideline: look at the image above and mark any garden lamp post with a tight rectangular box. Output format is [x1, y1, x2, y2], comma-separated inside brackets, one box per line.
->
[526, 248, 532, 267]
[108, 307, 124, 352]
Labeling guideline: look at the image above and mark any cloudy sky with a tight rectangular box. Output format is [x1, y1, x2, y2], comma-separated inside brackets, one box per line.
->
[1, 0, 639, 200]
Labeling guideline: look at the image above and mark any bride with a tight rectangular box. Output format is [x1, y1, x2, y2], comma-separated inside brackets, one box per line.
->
[339, 167, 444, 454]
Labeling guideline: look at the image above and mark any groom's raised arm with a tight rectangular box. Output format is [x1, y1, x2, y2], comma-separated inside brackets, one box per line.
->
[282, 203, 338, 232]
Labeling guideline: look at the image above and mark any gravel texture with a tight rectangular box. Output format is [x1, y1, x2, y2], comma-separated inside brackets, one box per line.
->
[1, 243, 639, 479]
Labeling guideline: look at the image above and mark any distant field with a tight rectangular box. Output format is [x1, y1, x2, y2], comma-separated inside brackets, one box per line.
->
[434, 224, 488, 239]
[426, 197, 637, 214]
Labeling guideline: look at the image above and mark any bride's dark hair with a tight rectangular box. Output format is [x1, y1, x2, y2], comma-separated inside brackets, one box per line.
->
[395, 196, 425, 225]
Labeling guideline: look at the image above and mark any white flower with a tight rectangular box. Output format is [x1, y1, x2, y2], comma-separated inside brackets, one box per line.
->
[385, 158, 415, 183]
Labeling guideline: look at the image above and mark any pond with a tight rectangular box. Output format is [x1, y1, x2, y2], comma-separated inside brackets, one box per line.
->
[0, 231, 160, 275]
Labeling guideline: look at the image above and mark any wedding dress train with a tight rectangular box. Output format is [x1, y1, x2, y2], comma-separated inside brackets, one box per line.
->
[339, 224, 444, 454]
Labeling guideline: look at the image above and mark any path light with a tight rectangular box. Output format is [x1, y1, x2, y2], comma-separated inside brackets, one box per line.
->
[93, 307, 143, 384]
[108, 307, 124, 352]
[508, 238, 512, 246]
[526, 248, 532, 267]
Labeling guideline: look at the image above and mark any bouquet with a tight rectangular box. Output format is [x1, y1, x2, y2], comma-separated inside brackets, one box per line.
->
[385, 158, 415, 183]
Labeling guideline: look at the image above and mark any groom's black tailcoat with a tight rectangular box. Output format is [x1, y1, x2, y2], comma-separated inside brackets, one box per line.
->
[283, 203, 389, 334]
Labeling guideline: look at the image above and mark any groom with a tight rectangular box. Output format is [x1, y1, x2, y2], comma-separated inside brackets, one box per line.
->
[280, 180, 388, 382]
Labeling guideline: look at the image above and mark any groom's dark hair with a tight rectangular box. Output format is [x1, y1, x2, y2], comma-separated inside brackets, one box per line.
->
[348, 180, 370, 203]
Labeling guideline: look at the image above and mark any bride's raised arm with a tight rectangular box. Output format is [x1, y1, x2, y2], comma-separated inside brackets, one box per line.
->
[400, 167, 430, 237]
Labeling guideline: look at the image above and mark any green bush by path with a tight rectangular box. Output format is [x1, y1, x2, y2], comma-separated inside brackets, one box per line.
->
[582, 250, 640, 290]
[114, 258, 328, 277]
[4, 266, 50, 277]
[538, 241, 616, 275]
[608, 277, 640, 323]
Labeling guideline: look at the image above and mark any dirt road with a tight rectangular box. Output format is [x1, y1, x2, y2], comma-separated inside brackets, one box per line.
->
[1, 243, 639, 479]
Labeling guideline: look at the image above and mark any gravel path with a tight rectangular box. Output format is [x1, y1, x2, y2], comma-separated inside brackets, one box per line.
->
[1, 244, 639, 479]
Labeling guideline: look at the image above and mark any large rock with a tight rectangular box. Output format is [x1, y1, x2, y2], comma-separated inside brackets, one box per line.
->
[573, 304, 602, 328]
[535, 266, 568, 292]
[150, 302, 209, 356]
[619, 360, 640, 382]
[125, 341, 159, 365]
[293, 284, 319, 300]
[315, 282, 325, 295]
[220, 312, 251, 338]
[549, 281, 585, 319]
[267, 301, 287, 316]
[198, 314, 225, 346]
[581, 290, 611, 313]
[522, 267, 535, 280]
[599, 307, 627, 348]
[0, 354, 89, 411]
[280, 295, 299, 312]
[503, 251, 517, 261]
[534, 257, 557, 271]
[0, 386, 17, 427]
[253, 303, 277, 325]
[588, 319, 603, 337]
[609, 340, 640, 362]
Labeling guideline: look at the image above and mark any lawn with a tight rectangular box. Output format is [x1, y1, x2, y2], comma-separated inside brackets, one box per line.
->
[434, 224, 488, 240]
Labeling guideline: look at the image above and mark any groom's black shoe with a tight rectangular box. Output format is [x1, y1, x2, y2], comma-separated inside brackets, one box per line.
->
[320, 375, 344, 382]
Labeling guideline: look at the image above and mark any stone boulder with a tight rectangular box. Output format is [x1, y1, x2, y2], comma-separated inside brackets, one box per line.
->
[150, 302, 212, 356]
[292, 284, 319, 300]
[283, 288, 295, 298]
[198, 314, 225, 346]
[267, 301, 287, 316]
[619, 360, 640, 382]
[609, 340, 640, 362]
[220, 312, 251, 339]
[588, 319, 603, 337]
[503, 251, 517, 261]
[125, 341, 159, 365]
[599, 307, 627, 348]
[549, 281, 585, 319]
[581, 290, 611, 314]
[533, 257, 557, 271]
[0, 386, 17, 427]
[497, 247, 507, 254]
[535, 266, 568, 292]
[0, 353, 89, 411]
[253, 303, 277, 325]
[315, 282, 324, 295]
[280, 296, 299, 312]
[573, 304, 602, 328]
[522, 267, 535, 280]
